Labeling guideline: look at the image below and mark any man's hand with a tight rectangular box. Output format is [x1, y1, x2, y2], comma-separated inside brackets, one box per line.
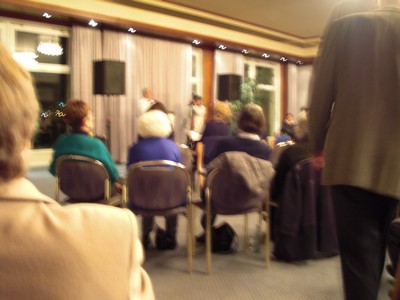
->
[312, 151, 324, 170]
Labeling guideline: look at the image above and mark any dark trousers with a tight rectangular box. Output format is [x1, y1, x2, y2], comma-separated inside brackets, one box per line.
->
[142, 216, 177, 239]
[331, 185, 397, 300]
[387, 218, 400, 275]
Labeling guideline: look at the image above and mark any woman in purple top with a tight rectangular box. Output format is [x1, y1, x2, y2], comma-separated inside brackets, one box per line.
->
[127, 110, 181, 250]
[201, 100, 232, 139]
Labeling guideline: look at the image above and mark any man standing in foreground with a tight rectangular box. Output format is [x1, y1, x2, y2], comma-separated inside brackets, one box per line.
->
[308, 1, 400, 299]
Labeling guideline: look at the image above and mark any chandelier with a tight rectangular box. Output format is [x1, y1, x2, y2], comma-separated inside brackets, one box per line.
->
[12, 51, 38, 66]
[37, 36, 63, 56]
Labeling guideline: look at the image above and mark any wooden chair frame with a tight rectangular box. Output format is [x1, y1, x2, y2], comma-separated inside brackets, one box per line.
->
[122, 160, 193, 273]
[55, 154, 112, 204]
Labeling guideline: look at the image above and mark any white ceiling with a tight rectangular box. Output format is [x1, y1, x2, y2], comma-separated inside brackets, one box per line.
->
[163, 0, 342, 38]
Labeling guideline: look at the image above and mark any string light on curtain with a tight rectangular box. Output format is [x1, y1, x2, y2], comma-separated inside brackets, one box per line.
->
[37, 36, 63, 56]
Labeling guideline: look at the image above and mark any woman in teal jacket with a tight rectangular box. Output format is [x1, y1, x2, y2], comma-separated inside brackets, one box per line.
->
[49, 100, 121, 190]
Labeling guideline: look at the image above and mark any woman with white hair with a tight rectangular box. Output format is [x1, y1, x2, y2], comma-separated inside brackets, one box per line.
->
[127, 109, 182, 250]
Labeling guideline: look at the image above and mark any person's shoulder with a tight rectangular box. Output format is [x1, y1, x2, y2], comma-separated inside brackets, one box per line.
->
[61, 203, 135, 228]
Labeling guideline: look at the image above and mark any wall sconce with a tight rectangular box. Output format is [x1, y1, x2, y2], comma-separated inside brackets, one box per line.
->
[89, 19, 98, 27]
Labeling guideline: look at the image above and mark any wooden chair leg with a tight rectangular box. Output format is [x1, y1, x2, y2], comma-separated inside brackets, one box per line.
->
[265, 210, 270, 268]
[206, 209, 212, 274]
[187, 206, 193, 273]
[244, 214, 249, 252]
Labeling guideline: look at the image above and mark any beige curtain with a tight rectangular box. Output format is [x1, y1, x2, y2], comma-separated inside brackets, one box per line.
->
[71, 26, 192, 163]
[71, 26, 106, 136]
[287, 64, 313, 116]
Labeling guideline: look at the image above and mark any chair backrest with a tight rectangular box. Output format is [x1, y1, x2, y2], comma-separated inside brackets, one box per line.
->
[205, 152, 274, 215]
[55, 155, 110, 202]
[125, 160, 191, 215]
[269, 141, 293, 168]
[274, 158, 338, 261]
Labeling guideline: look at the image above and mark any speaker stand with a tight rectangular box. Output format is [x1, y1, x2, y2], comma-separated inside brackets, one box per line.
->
[105, 95, 112, 152]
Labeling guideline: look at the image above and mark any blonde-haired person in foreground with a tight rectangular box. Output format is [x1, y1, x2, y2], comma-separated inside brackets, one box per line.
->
[0, 44, 154, 299]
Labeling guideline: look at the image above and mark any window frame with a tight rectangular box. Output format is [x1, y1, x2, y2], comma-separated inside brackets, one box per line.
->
[244, 58, 281, 135]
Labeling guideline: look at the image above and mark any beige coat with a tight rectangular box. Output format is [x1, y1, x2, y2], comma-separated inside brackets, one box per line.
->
[309, 7, 400, 200]
[0, 178, 154, 300]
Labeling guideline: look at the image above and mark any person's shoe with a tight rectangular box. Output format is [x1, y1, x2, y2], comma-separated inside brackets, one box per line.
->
[387, 264, 396, 278]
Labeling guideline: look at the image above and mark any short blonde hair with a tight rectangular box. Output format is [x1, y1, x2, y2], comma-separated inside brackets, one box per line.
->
[213, 101, 232, 123]
[0, 44, 39, 182]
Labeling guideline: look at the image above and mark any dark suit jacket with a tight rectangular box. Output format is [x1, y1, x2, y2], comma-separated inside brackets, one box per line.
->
[309, 7, 400, 200]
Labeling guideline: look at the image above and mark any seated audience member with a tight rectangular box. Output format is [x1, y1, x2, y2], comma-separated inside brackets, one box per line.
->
[280, 112, 296, 139]
[127, 110, 182, 250]
[198, 104, 272, 233]
[49, 100, 122, 194]
[209, 103, 272, 161]
[147, 101, 175, 140]
[201, 100, 232, 139]
[0, 44, 153, 299]
[270, 110, 310, 201]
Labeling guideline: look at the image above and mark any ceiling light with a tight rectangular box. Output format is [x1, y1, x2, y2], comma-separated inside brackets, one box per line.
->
[218, 45, 227, 50]
[128, 28, 136, 33]
[89, 19, 98, 27]
[296, 60, 304, 65]
[42, 12, 52, 19]
[192, 40, 201, 45]
[242, 49, 249, 54]
[280, 57, 288, 62]
[262, 53, 270, 58]
[37, 36, 63, 56]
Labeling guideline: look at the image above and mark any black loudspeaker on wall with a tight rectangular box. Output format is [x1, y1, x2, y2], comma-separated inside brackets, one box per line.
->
[217, 74, 242, 101]
[93, 60, 126, 95]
